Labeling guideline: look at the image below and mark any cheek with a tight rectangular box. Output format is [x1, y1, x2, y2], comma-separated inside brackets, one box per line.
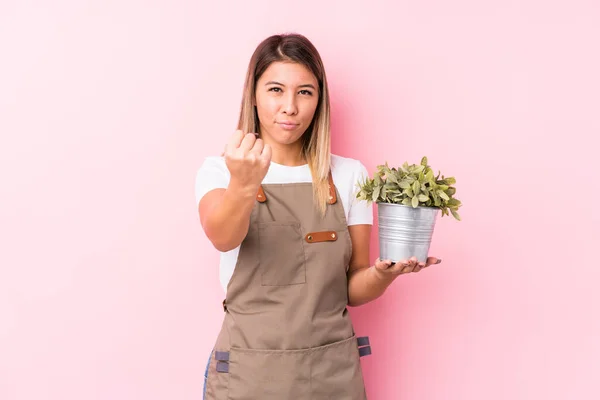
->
[302, 100, 319, 120]
[256, 97, 278, 119]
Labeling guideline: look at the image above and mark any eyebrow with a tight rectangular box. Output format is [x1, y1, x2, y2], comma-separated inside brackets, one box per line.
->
[265, 81, 317, 90]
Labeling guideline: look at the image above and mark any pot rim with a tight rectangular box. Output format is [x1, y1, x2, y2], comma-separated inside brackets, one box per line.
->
[376, 201, 440, 210]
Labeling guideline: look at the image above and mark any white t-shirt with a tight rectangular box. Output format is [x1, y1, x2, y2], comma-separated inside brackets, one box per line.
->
[195, 154, 373, 292]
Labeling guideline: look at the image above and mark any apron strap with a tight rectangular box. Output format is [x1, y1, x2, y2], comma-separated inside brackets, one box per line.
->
[328, 170, 337, 204]
[256, 186, 267, 203]
[357, 336, 372, 357]
[255, 170, 337, 204]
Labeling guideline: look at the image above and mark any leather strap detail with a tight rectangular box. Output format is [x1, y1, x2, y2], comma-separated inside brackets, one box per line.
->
[328, 171, 337, 204]
[305, 231, 338, 243]
[214, 351, 230, 361]
[256, 186, 267, 203]
[357, 336, 370, 346]
[359, 346, 372, 357]
[216, 361, 229, 373]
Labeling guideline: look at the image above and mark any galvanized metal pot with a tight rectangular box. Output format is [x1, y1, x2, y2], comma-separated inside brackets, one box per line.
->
[377, 202, 440, 263]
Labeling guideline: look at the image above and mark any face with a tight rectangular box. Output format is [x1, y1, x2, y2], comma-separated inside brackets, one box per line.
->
[254, 61, 320, 146]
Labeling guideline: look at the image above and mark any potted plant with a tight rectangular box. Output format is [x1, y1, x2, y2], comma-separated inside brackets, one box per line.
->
[356, 157, 462, 263]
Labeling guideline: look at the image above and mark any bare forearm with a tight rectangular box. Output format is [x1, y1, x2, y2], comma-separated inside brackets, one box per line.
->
[347, 266, 396, 307]
[203, 181, 257, 252]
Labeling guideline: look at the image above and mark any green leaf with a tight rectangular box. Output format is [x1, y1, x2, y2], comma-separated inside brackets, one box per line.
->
[372, 186, 381, 202]
[451, 209, 461, 221]
[418, 194, 429, 202]
[402, 198, 412, 206]
[447, 198, 461, 207]
[438, 190, 450, 201]
[425, 169, 434, 181]
[421, 156, 428, 166]
[411, 195, 419, 208]
[399, 180, 411, 190]
[412, 181, 420, 194]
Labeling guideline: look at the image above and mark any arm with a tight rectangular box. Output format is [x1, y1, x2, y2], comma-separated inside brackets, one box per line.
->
[346, 224, 395, 307]
[346, 224, 442, 307]
[198, 130, 272, 252]
[198, 182, 257, 252]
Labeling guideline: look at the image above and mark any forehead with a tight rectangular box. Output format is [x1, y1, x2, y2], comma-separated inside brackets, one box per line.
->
[258, 61, 317, 85]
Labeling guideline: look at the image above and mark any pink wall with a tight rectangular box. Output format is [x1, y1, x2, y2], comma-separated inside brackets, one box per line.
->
[1, 1, 598, 399]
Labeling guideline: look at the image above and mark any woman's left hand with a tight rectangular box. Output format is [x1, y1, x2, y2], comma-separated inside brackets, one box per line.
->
[373, 256, 442, 279]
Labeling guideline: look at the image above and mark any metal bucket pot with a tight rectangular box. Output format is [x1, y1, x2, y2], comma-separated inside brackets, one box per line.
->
[377, 203, 440, 263]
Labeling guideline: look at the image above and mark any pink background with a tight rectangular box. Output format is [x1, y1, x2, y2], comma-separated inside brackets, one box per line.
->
[1, 1, 599, 399]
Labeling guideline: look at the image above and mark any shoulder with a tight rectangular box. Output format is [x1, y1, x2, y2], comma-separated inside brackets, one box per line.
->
[198, 156, 229, 174]
[195, 156, 231, 182]
[331, 154, 373, 225]
[330, 153, 370, 196]
[331, 154, 369, 179]
[195, 156, 230, 205]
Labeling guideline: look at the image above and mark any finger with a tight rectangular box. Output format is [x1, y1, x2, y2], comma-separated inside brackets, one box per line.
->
[261, 143, 273, 162]
[405, 257, 417, 269]
[374, 258, 393, 271]
[387, 259, 407, 274]
[389, 261, 411, 274]
[424, 257, 442, 267]
[249, 138, 264, 156]
[239, 133, 257, 153]
[260, 143, 272, 165]
[400, 263, 415, 274]
[226, 130, 245, 153]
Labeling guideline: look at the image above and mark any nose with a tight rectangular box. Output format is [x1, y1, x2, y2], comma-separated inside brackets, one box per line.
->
[282, 92, 298, 115]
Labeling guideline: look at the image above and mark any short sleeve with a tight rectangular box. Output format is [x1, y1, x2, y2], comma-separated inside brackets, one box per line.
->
[346, 161, 374, 226]
[195, 157, 230, 206]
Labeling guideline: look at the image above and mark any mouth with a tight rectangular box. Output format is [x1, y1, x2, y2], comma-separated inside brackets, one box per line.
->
[277, 122, 299, 130]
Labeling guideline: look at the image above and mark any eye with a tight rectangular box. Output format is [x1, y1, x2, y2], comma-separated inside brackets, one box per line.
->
[299, 90, 313, 96]
[268, 87, 282, 92]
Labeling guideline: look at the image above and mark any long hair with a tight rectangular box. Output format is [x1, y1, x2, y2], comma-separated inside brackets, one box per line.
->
[237, 33, 332, 216]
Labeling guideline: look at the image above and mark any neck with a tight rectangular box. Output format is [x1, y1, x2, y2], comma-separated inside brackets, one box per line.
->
[264, 140, 307, 166]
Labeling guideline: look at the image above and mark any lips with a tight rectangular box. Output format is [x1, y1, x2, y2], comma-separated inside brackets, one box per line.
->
[278, 121, 299, 130]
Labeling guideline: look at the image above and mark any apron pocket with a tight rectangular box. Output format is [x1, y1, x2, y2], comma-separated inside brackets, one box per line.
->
[227, 347, 311, 400]
[311, 335, 367, 399]
[258, 221, 306, 286]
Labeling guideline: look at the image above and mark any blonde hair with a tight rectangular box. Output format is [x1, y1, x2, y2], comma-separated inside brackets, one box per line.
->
[237, 33, 332, 216]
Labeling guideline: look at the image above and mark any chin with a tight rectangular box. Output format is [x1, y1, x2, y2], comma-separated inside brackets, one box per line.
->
[273, 127, 304, 144]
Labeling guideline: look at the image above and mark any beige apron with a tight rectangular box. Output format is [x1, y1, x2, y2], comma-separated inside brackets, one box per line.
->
[205, 172, 372, 400]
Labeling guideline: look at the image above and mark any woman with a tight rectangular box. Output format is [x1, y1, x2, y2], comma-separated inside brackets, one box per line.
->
[196, 33, 441, 400]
